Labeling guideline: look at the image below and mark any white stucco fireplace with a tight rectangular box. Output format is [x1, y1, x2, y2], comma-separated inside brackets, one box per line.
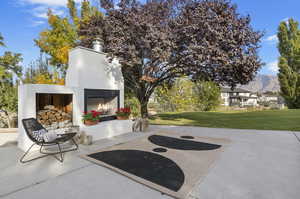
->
[18, 45, 132, 151]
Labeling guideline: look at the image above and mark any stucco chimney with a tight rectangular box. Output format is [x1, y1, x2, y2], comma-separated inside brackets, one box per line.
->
[92, 38, 103, 52]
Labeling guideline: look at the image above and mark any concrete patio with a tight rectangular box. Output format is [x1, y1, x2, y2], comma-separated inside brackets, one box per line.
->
[1, 125, 300, 199]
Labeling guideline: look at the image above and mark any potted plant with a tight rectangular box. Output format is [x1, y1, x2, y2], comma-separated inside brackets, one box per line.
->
[82, 110, 101, 125]
[116, 107, 131, 120]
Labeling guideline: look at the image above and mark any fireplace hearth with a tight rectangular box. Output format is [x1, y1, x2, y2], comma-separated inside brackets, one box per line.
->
[84, 89, 120, 121]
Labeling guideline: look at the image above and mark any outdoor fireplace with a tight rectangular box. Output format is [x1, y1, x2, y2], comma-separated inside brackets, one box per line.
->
[18, 45, 129, 152]
[84, 89, 120, 121]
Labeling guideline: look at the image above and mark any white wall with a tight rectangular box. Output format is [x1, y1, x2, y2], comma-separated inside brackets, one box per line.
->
[65, 47, 124, 107]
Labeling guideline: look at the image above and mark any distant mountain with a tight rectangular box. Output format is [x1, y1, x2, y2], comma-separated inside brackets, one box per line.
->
[239, 75, 280, 93]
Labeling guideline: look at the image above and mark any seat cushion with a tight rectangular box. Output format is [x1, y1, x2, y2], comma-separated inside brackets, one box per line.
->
[43, 132, 58, 142]
[32, 129, 47, 142]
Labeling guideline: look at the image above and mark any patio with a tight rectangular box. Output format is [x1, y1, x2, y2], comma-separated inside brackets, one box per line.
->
[1, 125, 300, 199]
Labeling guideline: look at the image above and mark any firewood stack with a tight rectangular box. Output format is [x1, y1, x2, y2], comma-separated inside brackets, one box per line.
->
[37, 105, 72, 130]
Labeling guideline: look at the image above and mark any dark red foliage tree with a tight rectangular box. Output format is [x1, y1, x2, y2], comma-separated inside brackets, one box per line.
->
[79, 0, 263, 117]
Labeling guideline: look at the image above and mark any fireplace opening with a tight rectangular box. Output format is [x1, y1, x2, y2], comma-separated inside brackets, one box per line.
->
[84, 89, 120, 121]
[36, 93, 73, 130]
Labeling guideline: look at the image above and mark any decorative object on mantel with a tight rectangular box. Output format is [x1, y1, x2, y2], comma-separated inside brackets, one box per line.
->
[82, 110, 101, 126]
[132, 118, 149, 132]
[73, 131, 93, 145]
[116, 107, 131, 120]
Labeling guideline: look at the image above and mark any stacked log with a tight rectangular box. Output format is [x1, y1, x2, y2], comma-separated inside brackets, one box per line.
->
[37, 105, 72, 130]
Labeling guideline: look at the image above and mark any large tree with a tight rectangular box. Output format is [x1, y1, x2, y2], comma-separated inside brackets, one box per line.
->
[80, 0, 263, 117]
[35, 0, 103, 75]
[277, 18, 300, 108]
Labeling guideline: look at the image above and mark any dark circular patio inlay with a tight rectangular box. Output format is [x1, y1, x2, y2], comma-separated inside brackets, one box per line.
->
[149, 135, 222, 151]
[180, 136, 194, 139]
[87, 150, 184, 191]
[153, 147, 168, 153]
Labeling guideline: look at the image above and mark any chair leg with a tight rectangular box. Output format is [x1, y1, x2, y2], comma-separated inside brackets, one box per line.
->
[56, 143, 64, 162]
[20, 143, 49, 163]
[40, 143, 63, 163]
[71, 138, 79, 150]
[22, 139, 79, 164]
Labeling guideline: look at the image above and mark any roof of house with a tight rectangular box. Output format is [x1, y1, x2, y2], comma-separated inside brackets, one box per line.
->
[221, 87, 251, 93]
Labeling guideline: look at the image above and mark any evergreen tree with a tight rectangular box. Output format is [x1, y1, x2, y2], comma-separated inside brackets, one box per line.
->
[277, 18, 300, 108]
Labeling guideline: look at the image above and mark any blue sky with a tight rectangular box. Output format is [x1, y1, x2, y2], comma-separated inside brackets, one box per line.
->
[0, 0, 299, 75]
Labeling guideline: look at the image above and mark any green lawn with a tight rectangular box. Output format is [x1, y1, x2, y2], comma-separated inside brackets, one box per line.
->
[150, 109, 300, 131]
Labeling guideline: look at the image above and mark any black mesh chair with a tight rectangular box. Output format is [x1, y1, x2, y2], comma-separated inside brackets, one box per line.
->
[20, 118, 78, 163]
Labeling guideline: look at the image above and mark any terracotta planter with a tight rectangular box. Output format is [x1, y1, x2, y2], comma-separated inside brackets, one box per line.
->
[84, 120, 99, 126]
[117, 116, 129, 120]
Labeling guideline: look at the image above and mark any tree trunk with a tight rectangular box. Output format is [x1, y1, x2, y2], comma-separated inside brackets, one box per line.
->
[136, 84, 151, 118]
[140, 100, 149, 118]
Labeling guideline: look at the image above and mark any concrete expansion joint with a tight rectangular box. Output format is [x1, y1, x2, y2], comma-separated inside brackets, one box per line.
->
[292, 131, 300, 144]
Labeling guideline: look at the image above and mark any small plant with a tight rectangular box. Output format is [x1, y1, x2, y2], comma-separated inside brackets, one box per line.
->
[82, 110, 101, 122]
[116, 107, 131, 117]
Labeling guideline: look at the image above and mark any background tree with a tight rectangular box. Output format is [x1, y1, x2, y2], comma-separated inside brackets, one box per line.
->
[35, 0, 103, 75]
[0, 34, 23, 127]
[80, 0, 263, 117]
[277, 18, 300, 108]
[154, 78, 198, 112]
[154, 78, 220, 112]
[0, 51, 23, 79]
[0, 33, 5, 47]
[194, 81, 221, 111]
[23, 54, 64, 85]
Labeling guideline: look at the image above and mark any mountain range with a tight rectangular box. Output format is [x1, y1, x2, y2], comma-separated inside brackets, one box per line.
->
[239, 75, 280, 93]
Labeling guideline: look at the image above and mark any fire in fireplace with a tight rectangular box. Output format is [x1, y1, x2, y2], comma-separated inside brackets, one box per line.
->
[84, 89, 120, 121]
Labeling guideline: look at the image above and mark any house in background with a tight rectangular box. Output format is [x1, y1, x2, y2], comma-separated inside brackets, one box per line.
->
[258, 92, 279, 104]
[221, 88, 258, 107]
[258, 92, 286, 109]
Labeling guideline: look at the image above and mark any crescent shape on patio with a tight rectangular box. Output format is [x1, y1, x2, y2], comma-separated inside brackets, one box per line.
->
[88, 150, 185, 192]
[148, 135, 222, 150]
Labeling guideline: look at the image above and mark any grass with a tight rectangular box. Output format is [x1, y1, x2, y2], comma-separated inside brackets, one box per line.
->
[150, 109, 300, 131]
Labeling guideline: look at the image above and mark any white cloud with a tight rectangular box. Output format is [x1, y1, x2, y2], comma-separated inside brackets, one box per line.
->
[18, 0, 82, 26]
[264, 34, 278, 45]
[31, 6, 64, 19]
[265, 35, 278, 42]
[20, 0, 82, 7]
[31, 20, 45, 27]
[267, 61, 279, 73]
